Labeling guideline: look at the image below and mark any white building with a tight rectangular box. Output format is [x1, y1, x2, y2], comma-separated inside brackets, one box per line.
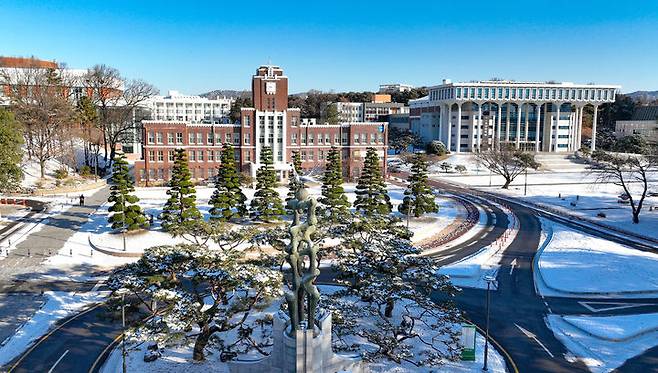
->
[615, 106, 658, 144]
[410, 80, 620, 153]
[332, 101, 408, 123]
[334, 102, 364, 122]
[145, 90, 234, 123]
[379, 83, 414, 93]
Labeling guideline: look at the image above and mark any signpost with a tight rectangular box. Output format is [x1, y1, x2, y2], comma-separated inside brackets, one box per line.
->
[460, 323, 477, 361]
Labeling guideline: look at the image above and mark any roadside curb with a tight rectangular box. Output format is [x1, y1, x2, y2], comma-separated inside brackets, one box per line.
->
[559, 315, 658, 343]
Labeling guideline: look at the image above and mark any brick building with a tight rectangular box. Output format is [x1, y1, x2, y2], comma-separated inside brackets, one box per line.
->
[134, 65, 387, 186]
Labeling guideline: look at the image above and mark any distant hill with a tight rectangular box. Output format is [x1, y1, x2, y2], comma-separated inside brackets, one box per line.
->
[626, 90, 658, 101]
[199, 89, 250, 99]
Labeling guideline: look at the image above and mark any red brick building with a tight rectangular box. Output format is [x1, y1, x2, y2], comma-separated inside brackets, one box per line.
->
[134, 65, 387, 186]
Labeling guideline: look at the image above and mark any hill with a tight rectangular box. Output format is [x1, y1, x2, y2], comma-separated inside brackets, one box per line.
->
[626, 90, 658, 101]
[199, 89, 250, 99]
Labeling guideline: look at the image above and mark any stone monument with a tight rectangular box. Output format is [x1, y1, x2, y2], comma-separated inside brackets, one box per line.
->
[229, 184, 365, 373]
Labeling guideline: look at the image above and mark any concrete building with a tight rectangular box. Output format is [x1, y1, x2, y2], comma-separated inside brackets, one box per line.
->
[145, 90, 234, 123]
[409, 79, 620, 153]
[379, 83, 414, 93]
[134, 65, 387, 186]
[615, 106, 658, 144]
[333, 101, 409, 123]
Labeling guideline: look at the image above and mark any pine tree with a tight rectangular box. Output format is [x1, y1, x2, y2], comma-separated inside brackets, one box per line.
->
[0, 109, 23, 193]
[108, 153, 148, 231]
[319, 146, 350, 222]
[161, 149, 202, 232]
[399, 154, 438, 217]
[354, 147, 391, 217]
[250, 147, 284, 221]
[209, 143, 247, 221]
[285, 150, 305, 214]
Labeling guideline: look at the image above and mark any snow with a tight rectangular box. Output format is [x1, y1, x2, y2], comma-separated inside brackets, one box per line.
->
[429, 156, 658, 241]
[0, 291, 106, 366]
[536, 219, 658, 298]
[547, 313, 658, 373]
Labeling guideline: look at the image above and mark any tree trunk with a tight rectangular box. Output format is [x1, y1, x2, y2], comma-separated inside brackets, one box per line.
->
[502, 178, 511, 189]
[632, 211, 640, 224]
[384, 299, 395, 318]
[40, 159, 46, 178]
[193, 324, 217, 361]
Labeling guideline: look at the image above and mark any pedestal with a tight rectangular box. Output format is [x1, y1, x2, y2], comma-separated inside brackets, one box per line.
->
[228, 310, 365, 373]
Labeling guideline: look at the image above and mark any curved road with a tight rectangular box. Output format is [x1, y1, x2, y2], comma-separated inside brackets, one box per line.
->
[6, 179, 658, 372]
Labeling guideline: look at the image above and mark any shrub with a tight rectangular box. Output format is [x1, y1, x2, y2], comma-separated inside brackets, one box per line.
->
[54, 168, 68, 180]
[426, 140, 447, 156]
[79, 165, 93, 177]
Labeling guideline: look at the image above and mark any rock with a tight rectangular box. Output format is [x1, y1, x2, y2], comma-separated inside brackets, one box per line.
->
[144, 350, 160, 362]
[146, 342, 159, 351]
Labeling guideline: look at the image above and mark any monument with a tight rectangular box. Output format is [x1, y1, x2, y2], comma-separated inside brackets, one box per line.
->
[229, 185, 365, 373]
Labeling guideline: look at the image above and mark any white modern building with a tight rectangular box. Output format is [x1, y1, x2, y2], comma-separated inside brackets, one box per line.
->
[145, 90, 234, 123]
[379, 83, 414, 93]
[331, 101, 408, 123]
[410, 80, 620, 152]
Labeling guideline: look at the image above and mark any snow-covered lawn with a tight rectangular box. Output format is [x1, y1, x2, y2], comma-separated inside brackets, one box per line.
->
[0, 291, 106, 366]
[536, 219, 658, 298]
[428, 154, 658, 241]
[547, 313, 658, 373]
[101, 285, 507, 373]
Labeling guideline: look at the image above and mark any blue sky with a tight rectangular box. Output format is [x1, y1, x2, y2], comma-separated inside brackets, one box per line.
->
[2, 0, 657, 94]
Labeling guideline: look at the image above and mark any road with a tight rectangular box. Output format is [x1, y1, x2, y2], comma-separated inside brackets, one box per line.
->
[5, 179, 658, 373]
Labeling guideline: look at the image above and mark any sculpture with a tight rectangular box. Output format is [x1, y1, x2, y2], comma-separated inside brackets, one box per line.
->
[285, 185, 320, 332]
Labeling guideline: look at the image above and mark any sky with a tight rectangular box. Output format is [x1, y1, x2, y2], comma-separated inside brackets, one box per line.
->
[2, 0, 658, 95]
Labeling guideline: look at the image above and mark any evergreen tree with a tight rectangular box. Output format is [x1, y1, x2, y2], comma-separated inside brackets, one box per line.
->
[209, 143, 247, 221]
[399, 154, 438, 217]
[107, 154, 148, 231]
[0, 109, 23, 193]
[285, 150, 305, 214]
[319, 146, 350, 222]
[161, 149, 202, 233]
[354, 147, 391, 216]
[250, 147, 284, 221]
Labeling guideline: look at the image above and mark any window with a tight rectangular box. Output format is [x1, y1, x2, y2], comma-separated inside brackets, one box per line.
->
[189, 150, 196, 161]
[342, 133, 348, 145]
[156, 132, 163, 144]
[197, 150, 204, 161]
[301, 133, 307, 145]
[168, 133, 174, 144]
[195, 133, 202, 145]
[334, 133, 340, 144]
[301, 151, 307, 160]
[208, 150, 214, 161]
[308, 133, 314, 145]
[148, 151, 155, 161]
[245, 151, 251, 162]
[360, 133, 366, 144]
[244, 133, 251, 145]
[168, 151, 175, 161]
[370, 133, 375, 144]
[291, 133, 297, 145]
[308, 150, 314, 161]
[147, 132, 155, 144]
[243, 116, 250, 126]
[207, 132, 214, 144]
[157, 150, 164, 162]
[319, 150, 325, 160]
[189, 133, 195, 144]
[353, 134, 359, 144]
[233, 133, 240, 145]
[378, 133, 384, 143]
[225, 133, 231, 144]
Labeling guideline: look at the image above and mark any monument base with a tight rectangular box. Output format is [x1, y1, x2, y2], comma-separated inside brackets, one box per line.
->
[228, 310, 365, 373]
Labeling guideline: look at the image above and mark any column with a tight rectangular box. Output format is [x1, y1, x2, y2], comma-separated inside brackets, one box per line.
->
[470, 104, 476, 151]
[578, 106, 584, 149]
[477, 104, 482, 151]
[446, 104, 452, 152]
[515, 103, 521, 149]
[591, 105, 598, 151]
[535, 103, 541, 152]
[456, 103, 462, 153]
[524, 104, 529, 143]
[505, 103, 511, 142]
[496, 104, 502, 150]
[554, 104, 560, 152]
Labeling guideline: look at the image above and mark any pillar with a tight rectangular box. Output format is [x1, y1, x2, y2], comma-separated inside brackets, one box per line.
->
[477, 104, 482, 151]
[535, 103, 541, 152]
[505, 103, 511, 143]
[591, 105, 598, 151]
[524, 104, 529, 143]
[496, 104, 502, 150]
[516, 104, 523, 149]
[446, 104, 452, 152]
[554, 104, 560, 152]
[456, 103, 462, 153]
[578, 106, 584, 149]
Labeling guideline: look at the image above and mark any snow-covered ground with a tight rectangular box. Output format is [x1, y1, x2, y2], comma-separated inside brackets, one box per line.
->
[101, 285, 507, 373]
[429, 154, 658, 241]
[0, 291, 106, 366]
[536, 219, 658, 298]
[547, 313, 658, 373]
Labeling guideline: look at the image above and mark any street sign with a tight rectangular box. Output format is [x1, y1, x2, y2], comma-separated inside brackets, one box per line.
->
[460, 323, 476, 361]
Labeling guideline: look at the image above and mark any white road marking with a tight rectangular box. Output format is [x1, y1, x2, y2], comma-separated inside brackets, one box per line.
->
[578, 301, 654, 313]
[509, 258, 517, 275]
[48, 349, 69, 373]
[515, 323, 555, 358]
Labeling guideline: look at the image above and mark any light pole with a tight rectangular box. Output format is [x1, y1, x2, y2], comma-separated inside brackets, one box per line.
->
[483, 275, 496, 371]
[524, 168, 528, 196]
[121, 293, 127, 373]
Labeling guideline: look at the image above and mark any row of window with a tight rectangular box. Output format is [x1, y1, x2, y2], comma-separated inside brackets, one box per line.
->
[147, 149, 252, 163]
[147, 131, 250, 145]
[449, 87, 615, 101]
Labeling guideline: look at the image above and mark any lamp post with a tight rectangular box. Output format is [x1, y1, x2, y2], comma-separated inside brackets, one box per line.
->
[121, 293, 127, 373]
[524, 168, 528, 196]
[483, 275, 496, 371]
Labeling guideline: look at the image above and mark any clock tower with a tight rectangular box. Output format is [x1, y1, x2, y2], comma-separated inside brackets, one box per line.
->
[252, 64, 288, 111]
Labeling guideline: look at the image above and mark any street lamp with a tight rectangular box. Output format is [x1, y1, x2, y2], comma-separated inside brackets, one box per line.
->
[483, 275, 496, 371]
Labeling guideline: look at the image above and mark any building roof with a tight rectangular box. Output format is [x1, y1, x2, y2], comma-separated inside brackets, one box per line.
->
[632, 106, 658, 121]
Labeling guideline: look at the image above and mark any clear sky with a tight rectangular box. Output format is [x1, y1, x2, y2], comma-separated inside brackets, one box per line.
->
[2, 0, 657, 95]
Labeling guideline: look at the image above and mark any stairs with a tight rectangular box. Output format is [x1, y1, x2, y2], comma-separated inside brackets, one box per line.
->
[533, 153, 590, 172]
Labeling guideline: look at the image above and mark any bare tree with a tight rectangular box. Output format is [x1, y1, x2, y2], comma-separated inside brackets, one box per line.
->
[1, 62, 76, 178]
[475, 145, 540, 189]
[592, 149, 657, 224]
[84, 65, 158, 170]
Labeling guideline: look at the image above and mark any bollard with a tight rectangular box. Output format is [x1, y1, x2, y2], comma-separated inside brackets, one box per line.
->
[27, 248, 31, 257]
[90, 249, 93, 257]
[70, 248, 73, 256]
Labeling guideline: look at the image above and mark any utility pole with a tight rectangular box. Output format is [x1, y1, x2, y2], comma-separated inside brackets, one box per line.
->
[122, 293, 127, 373]
[483, 275, 496, 371]
[524, 168, 528, 196]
